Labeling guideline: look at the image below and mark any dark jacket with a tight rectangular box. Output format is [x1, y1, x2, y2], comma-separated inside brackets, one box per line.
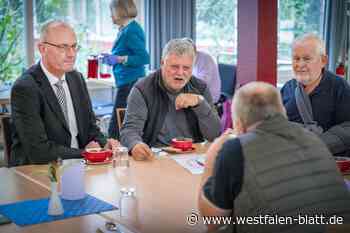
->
[281, 70, 350, 155]
[11, 63, 106, 165]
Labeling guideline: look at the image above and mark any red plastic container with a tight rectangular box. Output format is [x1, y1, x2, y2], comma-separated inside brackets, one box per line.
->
[87, 56, 98, 79]
[171, 138, 193, 151]
[82, 149, 113, 162]
[335, 156, 350, 173]
[336, 63, 345, 77]
[99, 73, 111, 78]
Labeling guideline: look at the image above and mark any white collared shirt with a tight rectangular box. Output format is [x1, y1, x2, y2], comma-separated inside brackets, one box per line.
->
[40, 61, 79, 148]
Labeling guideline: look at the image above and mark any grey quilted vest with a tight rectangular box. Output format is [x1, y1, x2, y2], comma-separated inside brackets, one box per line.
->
[235, 114, 350, 233]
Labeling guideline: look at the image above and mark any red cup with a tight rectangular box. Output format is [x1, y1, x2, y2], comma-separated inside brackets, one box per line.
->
[82, 149, 112, 162]
[335, 157, 350, 173]
[171, 138, 193, 151]
[87, 56, 98, 78]
[99, 72, 111, 78]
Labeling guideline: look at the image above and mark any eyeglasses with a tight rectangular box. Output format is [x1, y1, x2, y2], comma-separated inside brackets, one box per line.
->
[43, 42, 81, 53]
[292, 56, 319, 64]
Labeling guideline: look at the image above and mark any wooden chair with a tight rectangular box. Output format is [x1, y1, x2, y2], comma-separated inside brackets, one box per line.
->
[116, 108, 126, 129]
[0, 113, 12, 167]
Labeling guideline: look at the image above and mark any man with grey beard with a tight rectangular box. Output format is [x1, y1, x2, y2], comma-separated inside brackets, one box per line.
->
[281, 33, 350, 156]
[120, 38, 221, 161]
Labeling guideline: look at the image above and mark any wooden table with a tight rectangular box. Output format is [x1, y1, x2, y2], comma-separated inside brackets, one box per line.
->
[0, 168, 128, 233]
[0, 144, 209, 233]
[1, 143, 349, 233]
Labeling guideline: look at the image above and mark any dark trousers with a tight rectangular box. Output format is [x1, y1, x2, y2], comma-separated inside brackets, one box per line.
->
[108, 81, 137, 139]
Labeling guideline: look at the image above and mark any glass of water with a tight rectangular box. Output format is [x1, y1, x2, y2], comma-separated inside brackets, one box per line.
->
[114, 146, 138, 221]
[117, 146, 129, 168]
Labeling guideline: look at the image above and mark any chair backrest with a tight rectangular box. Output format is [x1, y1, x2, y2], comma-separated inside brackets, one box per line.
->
[1, 114, 12, 167]
[218, 63, 237, 97]
[116, 108, 126, 129]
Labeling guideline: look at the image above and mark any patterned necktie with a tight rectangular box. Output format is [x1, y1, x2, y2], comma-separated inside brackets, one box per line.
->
[55, 80, 69, 126]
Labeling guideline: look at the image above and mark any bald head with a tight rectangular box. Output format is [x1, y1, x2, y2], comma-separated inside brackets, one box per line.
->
[233, 82, 286, 128]
[39, 20, 74, 42]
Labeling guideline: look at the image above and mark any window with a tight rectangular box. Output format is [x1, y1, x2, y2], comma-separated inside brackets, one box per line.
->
[196, 0, 237, 65]
[31, 0, 145, 77]
[196, 0, 325, 85]
[33, 0, 117, 76]
[278, 0, 325, 85]
[2, 0, 326, 84]
[0, 1, 24, 82]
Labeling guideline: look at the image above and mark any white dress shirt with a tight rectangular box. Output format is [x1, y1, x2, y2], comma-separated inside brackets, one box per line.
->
[40, 61, 79, 148]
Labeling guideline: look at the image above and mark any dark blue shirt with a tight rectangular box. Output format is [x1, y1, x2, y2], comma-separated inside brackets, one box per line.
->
[281, 70, 350, 131]
[203, 138, 244, 209]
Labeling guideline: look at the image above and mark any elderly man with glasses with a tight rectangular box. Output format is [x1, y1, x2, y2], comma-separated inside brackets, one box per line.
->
[281, 33, 350, 156]
[10, 20, 119, 166]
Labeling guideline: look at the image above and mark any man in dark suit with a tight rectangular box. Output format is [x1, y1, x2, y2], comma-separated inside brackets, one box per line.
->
[11, 20, 118, 165]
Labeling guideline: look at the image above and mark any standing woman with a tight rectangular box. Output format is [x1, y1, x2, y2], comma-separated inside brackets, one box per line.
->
[102, 0, 149, 139]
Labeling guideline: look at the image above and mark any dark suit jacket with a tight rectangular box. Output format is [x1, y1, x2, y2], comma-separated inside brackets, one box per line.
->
[10, 63, 106, 165]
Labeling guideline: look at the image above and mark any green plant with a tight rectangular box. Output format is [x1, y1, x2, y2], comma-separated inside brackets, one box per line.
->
[196, 0, 237, 61]
[33, 0, 99, 77]
[48, 161, 60, 182]
[279, 0, 322, 37]
[0, 0, 24, 82]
